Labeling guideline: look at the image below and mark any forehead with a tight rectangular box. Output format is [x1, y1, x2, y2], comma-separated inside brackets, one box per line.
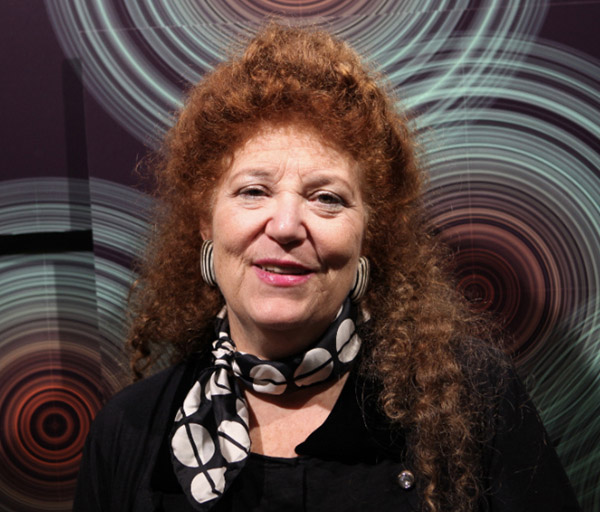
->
[227, 124, 358, 178]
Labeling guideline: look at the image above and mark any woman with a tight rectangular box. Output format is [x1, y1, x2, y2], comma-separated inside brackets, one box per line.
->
[74, 23, 579, 511]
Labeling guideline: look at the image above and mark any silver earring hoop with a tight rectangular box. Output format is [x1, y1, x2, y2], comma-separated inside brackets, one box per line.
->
[350, 256, 370, 303]
[200, 239, 217, 287]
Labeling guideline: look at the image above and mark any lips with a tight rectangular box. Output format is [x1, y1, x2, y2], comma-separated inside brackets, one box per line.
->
[254, 259, 313, 275]
[257, 264, 310, 275]
[253, 259, 314, 286]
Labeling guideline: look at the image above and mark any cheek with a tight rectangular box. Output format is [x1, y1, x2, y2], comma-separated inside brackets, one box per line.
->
[214, 236, 244, 272]
[212, 205, 244, 247]
[212, 238, 247, 297]
[212, 215, 257, 274]
[317, 222, 364, 270]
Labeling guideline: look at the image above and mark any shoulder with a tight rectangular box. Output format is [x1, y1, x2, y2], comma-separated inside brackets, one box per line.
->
[90, 352, 208, 444]
[456, 339, 549, 443]
[96, 364, 183, 426]
[84, 364, 183, 468]
[74, 354, 211, 510]
[453, 337, 520, 414]
[73, 362, 189, 511]
[458, 342, 581, 511]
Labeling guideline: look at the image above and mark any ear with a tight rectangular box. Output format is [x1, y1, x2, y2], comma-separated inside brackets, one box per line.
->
[200, 217, 212, 241]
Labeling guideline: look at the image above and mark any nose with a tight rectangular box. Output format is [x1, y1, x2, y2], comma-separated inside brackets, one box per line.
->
[264, 194, 307, 245]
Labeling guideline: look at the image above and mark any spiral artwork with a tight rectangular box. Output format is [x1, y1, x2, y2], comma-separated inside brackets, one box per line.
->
[0, 179, 153, 510]
[44, 0, 549, 144]
[0, 0, 598, 509]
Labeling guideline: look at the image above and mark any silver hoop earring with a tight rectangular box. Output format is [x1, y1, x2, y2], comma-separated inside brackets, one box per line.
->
[349, 256, 370, 303]
[200, 239, 217, 287]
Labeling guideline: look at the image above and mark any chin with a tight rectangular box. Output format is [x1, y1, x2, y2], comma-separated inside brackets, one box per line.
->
[250, 297, 337, 333]
[252, 309, 312, 332]
[252, 297, 310, 321]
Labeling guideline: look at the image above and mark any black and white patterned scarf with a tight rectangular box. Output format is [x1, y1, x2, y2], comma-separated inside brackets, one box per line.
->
[169, 298, 363, 510]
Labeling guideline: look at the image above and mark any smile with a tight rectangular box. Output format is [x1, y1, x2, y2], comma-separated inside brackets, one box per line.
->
[253, 261, 314, 286]
[258, 265, 310, 275]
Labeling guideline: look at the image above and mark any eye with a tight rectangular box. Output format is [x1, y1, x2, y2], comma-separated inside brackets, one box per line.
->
[238, 186, 268, 198]
[316, 192, 342, 204]
[312, 191, 345, 210]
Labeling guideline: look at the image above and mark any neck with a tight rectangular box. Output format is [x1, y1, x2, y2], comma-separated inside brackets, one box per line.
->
[244, 372, 349, 457]
[228, 315, 335, 360]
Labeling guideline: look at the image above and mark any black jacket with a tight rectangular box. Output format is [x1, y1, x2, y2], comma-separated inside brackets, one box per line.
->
[73, 352, 580, 511]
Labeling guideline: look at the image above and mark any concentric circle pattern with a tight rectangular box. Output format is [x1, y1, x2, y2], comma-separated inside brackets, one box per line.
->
[425, 40, 600, 366]
[422, 37, 600, 507]
[0, 341, 102, 509]
[44, 0, 548, 144]
[0, 179, 155, 509]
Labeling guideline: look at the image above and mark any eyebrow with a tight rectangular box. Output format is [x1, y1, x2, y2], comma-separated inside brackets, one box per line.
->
[227, 168, 276, 182]
[230, 166, 349, 181]
[301, 168, 357, 188]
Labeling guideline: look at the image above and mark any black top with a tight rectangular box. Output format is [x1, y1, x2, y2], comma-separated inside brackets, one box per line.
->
[73, 352, 580, 511]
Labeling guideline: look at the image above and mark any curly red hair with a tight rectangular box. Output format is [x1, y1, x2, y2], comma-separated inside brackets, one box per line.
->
[129, 22, 501, 511]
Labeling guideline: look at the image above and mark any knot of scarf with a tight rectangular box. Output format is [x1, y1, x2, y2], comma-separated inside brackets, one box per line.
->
[169, 298, 363, 510]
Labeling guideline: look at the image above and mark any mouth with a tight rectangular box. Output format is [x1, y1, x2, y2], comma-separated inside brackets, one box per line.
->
[253, 260, 314, 286]
[253, 259, 314, 277]
[257, 264, 311, 275]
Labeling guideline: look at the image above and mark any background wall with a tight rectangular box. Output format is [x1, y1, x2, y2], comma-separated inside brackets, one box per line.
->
[1, 1, 598, 510]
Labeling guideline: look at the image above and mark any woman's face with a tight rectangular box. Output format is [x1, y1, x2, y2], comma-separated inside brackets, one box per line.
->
[202, 124, 366, 358]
